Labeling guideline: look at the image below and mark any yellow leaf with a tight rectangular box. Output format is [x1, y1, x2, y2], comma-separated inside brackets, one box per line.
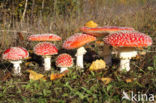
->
[89, 59, 106, 71]
[25, 62, 31, 66]
[28, 50, 33, 53]
[95, 40, 104, 46]
[85, 20, 98, 28]
[101, 77, 112, 85]
[125, 78, 133, 83]
[50, 70, 69, 80]
[27, 70, 46, 80]
[25, 57, 31, 60]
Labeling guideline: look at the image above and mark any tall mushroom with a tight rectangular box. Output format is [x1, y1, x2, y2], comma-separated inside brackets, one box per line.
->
[56, 53, 73, 73]
[80, 26, 135, 66]
[63, 33, 96, 68]
[103, 31, 152, 71]
[2, 47, 29, 75]
[33, 42, 58, 71]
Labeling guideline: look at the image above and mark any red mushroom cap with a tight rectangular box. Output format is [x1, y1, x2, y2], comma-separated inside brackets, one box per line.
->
[28, 33, 61, 41]
[103, 31, 152, 47]
[2, 47, 29, 61]
[56, 53, 73, 67]
[80, 26, 135, 37]
[63, 33, 96, 49]
[34, 42, 58, 56]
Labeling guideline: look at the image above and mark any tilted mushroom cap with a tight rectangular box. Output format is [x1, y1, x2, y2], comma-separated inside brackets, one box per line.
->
[2, 47, 29, 61]
[103, 31, 152, 47]
[28, 33, 61, 41]
[34, 42, 58, 56]
[63, 33, 96, 49]
[56, 53, 73, 68]
[80, 26, 135, 37]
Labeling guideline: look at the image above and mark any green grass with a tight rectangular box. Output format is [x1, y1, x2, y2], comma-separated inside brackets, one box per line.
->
[0, 56, 155, 102]
[0, 0, 156, 102]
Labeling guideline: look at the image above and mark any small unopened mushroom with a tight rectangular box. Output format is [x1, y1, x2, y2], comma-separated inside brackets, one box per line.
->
[56, 53, 73, 73]
[103, 31, 152, 71]
[63, 33, 96, 68]
[33, 42, 58, 71]
[2, 47, 29, 75]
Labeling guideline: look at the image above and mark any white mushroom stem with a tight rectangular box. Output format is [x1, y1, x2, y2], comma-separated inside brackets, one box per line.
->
[118, 47, 137, 71]
[75, 46, 87, 68]
[43, 56, 51, 71]
[10, 60, 22, 75]
[119, 59, 130, 71]
[60, 67, 68, 73]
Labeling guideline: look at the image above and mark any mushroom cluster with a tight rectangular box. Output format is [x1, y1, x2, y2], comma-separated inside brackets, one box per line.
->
[1, 21, 153, 76]
[28, 33, 62, 71]
[63, 33, 96, 68]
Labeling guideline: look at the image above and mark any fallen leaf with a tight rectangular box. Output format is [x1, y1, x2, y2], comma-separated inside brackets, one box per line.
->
[89, 59, 106, 71]
[50, 70, 69, 80]
[2, 72, 11, 81]
[125, 78, 133, 83]
[95, 40, 104, 46]
[27, 70, 46, 80]
[28, 50, 33, 53]
[101, 77, 112, 85]
[84, 20, 98, 28]
[17, 32, 24, 40]
[138, 51, 146, 55]
[25, 57, 31, 60]
[25, 62, 31, 66]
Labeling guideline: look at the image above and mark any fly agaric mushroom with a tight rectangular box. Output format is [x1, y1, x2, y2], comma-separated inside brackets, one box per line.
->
[80, 26, 135, 37]
[28, 33, 61, 41]
[34, 42, 58, 71]
[56, 53, 73, 73]
[63, 33, 96, 68]
[2, 47, 29, 75]
[103, 31, 152, 71]
[80, 26, 135, 66]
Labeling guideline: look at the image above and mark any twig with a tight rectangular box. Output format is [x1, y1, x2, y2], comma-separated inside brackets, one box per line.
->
[0, 30, 32, 34]
[20, 0, 28, 25]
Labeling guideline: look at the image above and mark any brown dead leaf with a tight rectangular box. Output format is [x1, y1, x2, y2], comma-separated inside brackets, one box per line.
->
[25, 62, 32, 66]
[2, 72, 11, 81]
[95, 41, 104, 46]
[17, 32, 24, 40]
[101, 77, 113, 85]
[50, 70, 69, 80]
[25, 57, 31, 60]
[28, 50, 33, 53]
[125, 78, 133, 83]
[27, 70, 46, 80]
[89, 59, 106, 71]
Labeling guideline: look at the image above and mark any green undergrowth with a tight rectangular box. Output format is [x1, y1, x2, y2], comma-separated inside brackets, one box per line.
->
[0, 56, 155, 103]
